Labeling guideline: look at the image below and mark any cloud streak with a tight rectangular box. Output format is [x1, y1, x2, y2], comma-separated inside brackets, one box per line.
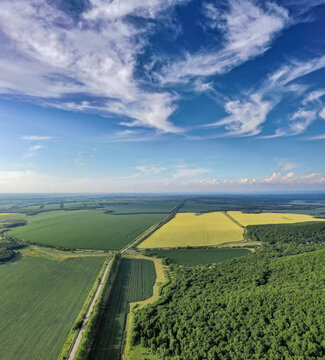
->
[21, 135, 54, 141]
[158, 0, 289, 84]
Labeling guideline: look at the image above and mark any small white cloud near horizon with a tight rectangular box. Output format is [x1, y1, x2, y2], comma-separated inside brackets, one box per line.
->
[21, 135, 54, 141]
[277, 159, 299, 171]
[135, 165, 167, 175]
[172, 165, 210, 179]
[0, 168, 325, 193]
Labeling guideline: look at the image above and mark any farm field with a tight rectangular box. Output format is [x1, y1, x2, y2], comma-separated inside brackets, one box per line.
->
[0, 213, 26, 221]
[138, 212, 244, 249]
[0, 256, 104, 360]
[102, 202, 177, 214]
[9, 210, 164, 250]
[150, 248, 251, 265]
[88, 258, 156, 360]
[228, 211, 325, 226]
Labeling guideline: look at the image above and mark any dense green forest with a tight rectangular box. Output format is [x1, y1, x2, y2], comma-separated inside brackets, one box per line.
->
[246, 221, 325, 245]
[246, 221, 325, 257]
[131, 223, 325, 359]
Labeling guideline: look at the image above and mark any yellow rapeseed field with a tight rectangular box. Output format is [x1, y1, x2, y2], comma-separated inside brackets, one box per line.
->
[138, 212, 244, 249]
[0, 213, 10, 215]
[228, 211, 325, 226]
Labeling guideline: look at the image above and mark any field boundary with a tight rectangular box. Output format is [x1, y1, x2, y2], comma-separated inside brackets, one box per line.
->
[223, 211, 244, 228]
[122, 254, 168, 360]
[57, 255, 110, 360]
[121, 201, 184, 252]
[57, 255, 116, 360]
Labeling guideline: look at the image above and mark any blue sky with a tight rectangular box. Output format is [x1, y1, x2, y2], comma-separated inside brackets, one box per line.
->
[0, 0, 325, 193]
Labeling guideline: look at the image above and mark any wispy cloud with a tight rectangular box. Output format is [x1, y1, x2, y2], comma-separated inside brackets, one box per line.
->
[320, 108, 325, 119]
[24, 144, 43, 158]
[172, 165, 210, 179]
[135, 165, 167, 175]
[289, 109, 317, 135]
[158, 0, 289, 84]
[21, 135, 54, 141]
[214, 56, 325, 138]
[206, 94, 272, 136]
[302, 90, 325, 105]
[277, 159, 299, 171]
[0, 168, 324, 193]
[0, 0, 185, 133]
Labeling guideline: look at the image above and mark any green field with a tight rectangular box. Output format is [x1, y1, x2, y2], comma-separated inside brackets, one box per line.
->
[0, 213, 26, 221]
[0, 256, 104, 360]
[9, 210, 164, 250]
[88, 258, 156, 360]
[150, 248, 251, 265]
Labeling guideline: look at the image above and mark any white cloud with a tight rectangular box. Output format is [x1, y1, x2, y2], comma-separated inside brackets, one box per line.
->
[302, 90, 325, 105]
[28, 145, 43, 152]
[289, 109, 317, 135]
[201, 2, 220, 29]
[0, 168, 324, 193]
[320, 108, 325, 119]
[306, 133, 325, 140]
[172, 165, 210, 179]
[277, 160, 298, 171]
[21, 135, 54, 141]
[259, 129, 287, 139]
[207, 94, 272, 136]
[24, 144, 43, 158]
[0, 0, 185, 133]
[276, 56, 325, 86]
[158, 0, 289, 84]
[135, 165, 166, 175]
[218, 55, 325, 138]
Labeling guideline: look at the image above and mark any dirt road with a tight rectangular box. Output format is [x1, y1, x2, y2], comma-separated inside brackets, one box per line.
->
[68, 257, 113, 360]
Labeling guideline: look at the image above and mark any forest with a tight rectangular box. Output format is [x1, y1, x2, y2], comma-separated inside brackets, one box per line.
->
[131, 222, 325, 359]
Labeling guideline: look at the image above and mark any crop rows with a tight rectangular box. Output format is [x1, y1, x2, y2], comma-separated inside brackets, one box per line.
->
[0, 256, 104, 360]
[10, 210, 164, 250]
[88, 258, 156, 360]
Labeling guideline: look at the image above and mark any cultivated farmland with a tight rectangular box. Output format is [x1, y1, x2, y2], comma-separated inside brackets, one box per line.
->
[138, 212, 244, 248]
[88, 258, 156, 360]
[228, 211, 325, 226]
[150, 248, 251, 265]
[0, 256, 104, 360]
[9, 210, 164, 250]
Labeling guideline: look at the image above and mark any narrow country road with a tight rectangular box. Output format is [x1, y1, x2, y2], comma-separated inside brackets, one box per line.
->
[121, 221, 161, 253]
[68, 257, 113, 360]
[68, 204, 183, 358]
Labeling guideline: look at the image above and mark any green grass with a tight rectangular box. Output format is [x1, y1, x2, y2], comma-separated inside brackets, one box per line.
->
[0, 213, 26, 221]
[150, 248, 251, 265]
[0, 256, 104, 360]
[9, 210, 164, 250]
[88, 258, 156, 360]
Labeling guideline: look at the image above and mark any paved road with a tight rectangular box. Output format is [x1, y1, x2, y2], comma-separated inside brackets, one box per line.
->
[68, 257, 113, 360]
